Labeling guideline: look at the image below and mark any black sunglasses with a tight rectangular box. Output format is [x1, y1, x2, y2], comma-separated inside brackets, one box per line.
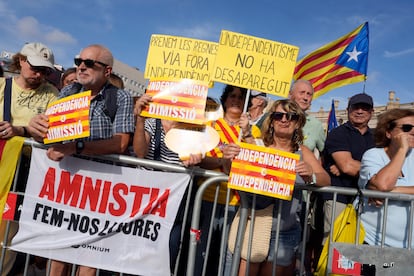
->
[271, 112, 299, 121]
[74, 58, 108, 68]
[397, 124, 414, 132]
[26, 60, 52, 75]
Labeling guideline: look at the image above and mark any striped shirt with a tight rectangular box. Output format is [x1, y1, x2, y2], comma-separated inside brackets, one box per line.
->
[144, 118, 182, 165]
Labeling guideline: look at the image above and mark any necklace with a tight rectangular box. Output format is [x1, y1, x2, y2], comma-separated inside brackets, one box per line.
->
[224, 118, 239, 126]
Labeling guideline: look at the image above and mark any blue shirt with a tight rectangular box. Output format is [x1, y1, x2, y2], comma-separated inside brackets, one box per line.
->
[359, 148, 414, 248]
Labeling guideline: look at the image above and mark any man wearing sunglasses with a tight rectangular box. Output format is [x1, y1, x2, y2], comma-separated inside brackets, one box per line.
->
[29, 44, 134, 160]
[0, 42, 58, 276]
[28, 44, 135, 275]
[321, 93, 375, 245]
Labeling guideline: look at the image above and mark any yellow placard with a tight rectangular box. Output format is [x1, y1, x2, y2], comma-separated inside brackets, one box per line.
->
[144, 34, 218, 85]
[212, 30, 299, 97]
[228, 142, 300, 201]
[43, 91, 91, 144]
[141, 79, 208, 124]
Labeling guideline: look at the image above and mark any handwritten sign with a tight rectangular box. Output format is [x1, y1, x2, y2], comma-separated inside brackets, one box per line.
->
[212, 30, 299, 97]
[140, 79, 208, 124]
[145, 34, 218, 84]
[44, 91, 91, 144]
[228, 142, 299, 200]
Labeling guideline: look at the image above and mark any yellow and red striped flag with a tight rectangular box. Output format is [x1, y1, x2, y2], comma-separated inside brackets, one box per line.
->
[0, 137, 25, 225]
[294, 22, 369, 99]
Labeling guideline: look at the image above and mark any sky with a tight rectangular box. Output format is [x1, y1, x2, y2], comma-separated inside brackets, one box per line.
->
[1, 0, 413, 112]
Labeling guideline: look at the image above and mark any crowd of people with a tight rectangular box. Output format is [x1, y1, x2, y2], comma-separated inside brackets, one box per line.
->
[1, 41, 414, 276]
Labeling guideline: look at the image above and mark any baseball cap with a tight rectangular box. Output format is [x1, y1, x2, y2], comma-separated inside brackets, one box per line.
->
[348, 93, 373, 108]
[20, 42, 55, 70]
[251, 90, 268, 101]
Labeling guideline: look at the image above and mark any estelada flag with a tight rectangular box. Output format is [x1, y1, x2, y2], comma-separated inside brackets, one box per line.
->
[0, 137, 25, 225]
[294, 22, 369, 99]
[327, 99, 338, 132]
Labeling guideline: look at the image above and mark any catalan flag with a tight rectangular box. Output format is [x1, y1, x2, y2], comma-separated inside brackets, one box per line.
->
[0, 137, 24, 225]
[327, 99, 338, 132]
[294, 22, 369, 99]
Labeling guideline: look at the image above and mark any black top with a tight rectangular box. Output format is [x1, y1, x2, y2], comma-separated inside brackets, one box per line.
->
[322, 121, 375, 203]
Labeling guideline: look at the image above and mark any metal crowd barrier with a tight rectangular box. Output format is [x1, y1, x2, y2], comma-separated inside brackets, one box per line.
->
[187, 182, 414, 276]
[2, 140, 414, 276]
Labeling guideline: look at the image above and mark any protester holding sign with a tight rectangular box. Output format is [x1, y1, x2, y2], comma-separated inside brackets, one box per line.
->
[28, 44, 134, 160]
[0, 42, 58, 275]
[27, 44, 135, 276]
[237, 99, 330, 276]
[194, 85, 261, 276]
[133, 92, 203, 274]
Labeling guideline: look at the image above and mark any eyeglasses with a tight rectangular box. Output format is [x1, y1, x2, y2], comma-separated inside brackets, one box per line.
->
[26, 60, 52, 75]
[271, 112, 299, 121]
[397, 124, 414, 132]
[74, 58, 108, 68]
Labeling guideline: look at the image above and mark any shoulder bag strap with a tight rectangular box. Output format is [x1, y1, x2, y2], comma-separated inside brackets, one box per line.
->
[3, 78, 12, 122]
[153, 119, 162, 161]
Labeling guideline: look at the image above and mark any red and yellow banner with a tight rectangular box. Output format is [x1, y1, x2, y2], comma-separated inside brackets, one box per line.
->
[44, 91, 91, 144]
[0, 137, 25, 226]
[141, 79, 208, 124]
[228, 142, 299, 200]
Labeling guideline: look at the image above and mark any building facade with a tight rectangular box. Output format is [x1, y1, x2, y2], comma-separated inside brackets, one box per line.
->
[309, 91, 414, 130]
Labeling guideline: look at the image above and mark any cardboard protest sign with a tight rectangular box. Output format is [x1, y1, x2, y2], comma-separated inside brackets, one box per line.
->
[212, 30, 299, 97]
[44, 91, 91, 144]
[228, 142, 299, 201]
[140, 79, 209, 124]
[145, 34, 218, 84]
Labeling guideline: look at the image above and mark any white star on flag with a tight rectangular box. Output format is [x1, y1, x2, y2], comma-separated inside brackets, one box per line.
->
[4, 203, 10, 213]
[346, 46, 363, 62]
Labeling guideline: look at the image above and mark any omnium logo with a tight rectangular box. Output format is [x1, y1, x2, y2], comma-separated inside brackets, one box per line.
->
[71, 244, 110, 253]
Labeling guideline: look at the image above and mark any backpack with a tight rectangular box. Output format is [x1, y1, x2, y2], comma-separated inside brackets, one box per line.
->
[102, 84, 118, 123]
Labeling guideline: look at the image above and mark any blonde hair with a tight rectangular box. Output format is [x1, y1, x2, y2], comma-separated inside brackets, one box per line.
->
[261, 99, 306, 152]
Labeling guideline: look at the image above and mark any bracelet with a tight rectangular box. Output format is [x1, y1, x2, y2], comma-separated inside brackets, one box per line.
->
[307, 173, 316, 184]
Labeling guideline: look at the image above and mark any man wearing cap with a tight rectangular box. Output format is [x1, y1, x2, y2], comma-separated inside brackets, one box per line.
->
[321, 92, 375, 243]
[248, 90, 269, 129]
[0, 42, 58, 139]
[0, 42, 58, 275]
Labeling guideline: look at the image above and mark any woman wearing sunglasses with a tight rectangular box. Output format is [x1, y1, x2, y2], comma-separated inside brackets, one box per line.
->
[238, 99, 330, 276]
[359, 108, 414, 248]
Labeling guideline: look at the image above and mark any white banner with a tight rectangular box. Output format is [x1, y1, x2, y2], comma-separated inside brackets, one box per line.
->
[11, 147, 190, 276]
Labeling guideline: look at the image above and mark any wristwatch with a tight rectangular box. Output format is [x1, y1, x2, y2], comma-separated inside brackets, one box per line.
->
[75, 140, 85, 154]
